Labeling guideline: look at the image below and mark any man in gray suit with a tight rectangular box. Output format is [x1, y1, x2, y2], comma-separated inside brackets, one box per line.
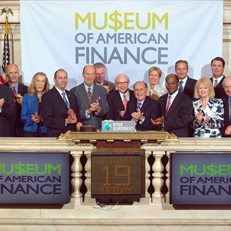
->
[71, 65, 109, 129]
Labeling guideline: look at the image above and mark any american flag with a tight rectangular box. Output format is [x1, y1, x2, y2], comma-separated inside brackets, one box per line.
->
[0, 17, 10, 84]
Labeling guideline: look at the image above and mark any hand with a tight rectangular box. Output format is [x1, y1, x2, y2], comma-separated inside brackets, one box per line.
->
[89, 99, 100, 112]
[151, 116, 164, 126]
[66, 109, 77, 124]
[131, 108, 144, 122]
[204, 113, 210, 123]
[119, 110, 126, 118]
[225, 125, 231, 135]
[15, 94, 23, 104]
[196, 111, 203, 123]
[31, 112, 41, 123]
[0, 98, 4, 109]
[76, 122, 83, 131]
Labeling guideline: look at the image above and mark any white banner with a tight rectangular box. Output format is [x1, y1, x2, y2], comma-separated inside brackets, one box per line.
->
[20, 0, 223, 89]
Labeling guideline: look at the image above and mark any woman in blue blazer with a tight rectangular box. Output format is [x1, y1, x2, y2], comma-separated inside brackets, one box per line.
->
[21, 72, 50, 136]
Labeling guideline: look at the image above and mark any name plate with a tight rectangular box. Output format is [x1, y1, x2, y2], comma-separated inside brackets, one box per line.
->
[102, 120, 136, 132]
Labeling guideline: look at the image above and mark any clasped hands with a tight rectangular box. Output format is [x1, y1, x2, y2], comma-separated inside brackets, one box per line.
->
[66, 109, 82, 130]
[86, 99, 101, 115]
[131, 108, 144, 122]
[196, 111, 209, 124]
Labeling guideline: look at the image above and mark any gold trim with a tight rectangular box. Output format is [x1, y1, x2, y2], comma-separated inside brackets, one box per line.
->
[58, 131, 178, 143]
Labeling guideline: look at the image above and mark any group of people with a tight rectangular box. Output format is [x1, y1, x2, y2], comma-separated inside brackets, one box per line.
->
[0, 56, 230, 138]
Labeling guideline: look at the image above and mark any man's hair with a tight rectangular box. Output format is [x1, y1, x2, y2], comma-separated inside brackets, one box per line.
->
[211, 57, 225, 67]
[93, 62, 105, 69]
[175, 60, 189, 69]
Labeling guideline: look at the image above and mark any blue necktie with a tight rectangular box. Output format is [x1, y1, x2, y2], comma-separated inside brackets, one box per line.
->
[179, 81, 183, 92]
[62, 92, 70, 108]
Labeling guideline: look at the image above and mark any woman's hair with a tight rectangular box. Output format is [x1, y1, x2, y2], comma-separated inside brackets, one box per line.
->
[28, 72, 50, 96]
[148, 66, 162, 77]
[194, 77, 215, 99]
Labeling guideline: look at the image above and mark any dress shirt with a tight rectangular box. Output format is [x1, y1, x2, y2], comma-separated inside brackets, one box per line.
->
[166, 90, 178, 110]
[55, 86, 70, 107]
[212, 76, 224, 87]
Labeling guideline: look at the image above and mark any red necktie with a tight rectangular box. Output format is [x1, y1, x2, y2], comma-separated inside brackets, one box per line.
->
[165, 95, 172, 116]
[87, 87, 92, 103]
[122, 94, 128, 111]
[12, 86, 17, 96]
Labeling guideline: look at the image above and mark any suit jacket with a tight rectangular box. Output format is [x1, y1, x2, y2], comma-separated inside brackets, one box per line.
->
[102, 80, 115, 93]
[21, 93, 47, 134]
[41, 87, 80, 137]
[71, 83, 109, 129]
[183, 77, 197, 99]
[5, 82, 28, 136]
[0, 85, 15, 136]
[221, 95, 230, 137]
[123, 96, 160, 131]
[210, 76, 226, 99]
[107, 89, 135, 120]
[159, 92, 193, 137]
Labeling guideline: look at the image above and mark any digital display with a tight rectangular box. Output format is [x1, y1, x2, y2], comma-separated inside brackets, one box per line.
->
[91, 149, 145, 199]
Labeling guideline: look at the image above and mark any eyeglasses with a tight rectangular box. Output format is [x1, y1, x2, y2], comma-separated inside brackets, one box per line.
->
[116, 82, 129, 86]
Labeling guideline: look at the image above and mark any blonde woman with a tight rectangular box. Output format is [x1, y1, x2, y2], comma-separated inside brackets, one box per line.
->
[193, 77, 224, 137]
[21, 72, 50, 137]
[147, 66, 166, 100]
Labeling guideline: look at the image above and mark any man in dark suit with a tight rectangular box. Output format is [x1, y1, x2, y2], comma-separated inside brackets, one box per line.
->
[221, 76, 231, 137]
[0, 84, 15, 136]
[94, 62, 115, 93]
[5, 64, 28, 136]
[175, 60, 197, 100]
[123, 81, 160, 131]
[71, 65, 109, 129]
[210, 56, 226, 99]
[41, 69, 82, 137]
[152, 74, 193, 137]
[107, 73, 135, 120]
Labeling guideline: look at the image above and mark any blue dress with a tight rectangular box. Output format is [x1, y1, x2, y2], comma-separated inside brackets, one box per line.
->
[193, 98, 224, 138]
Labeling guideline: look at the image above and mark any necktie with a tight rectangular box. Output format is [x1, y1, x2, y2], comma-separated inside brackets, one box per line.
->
[137, 102, 142, 111]
[12, 86, 17, 96]
[122, 94, 128, 111]
[62, 92, 70, 108]
[214, 79, 218, 88]
[165, 95, 172, 116]
[87, 87, 92, 103]
[179, 81, 183, 92]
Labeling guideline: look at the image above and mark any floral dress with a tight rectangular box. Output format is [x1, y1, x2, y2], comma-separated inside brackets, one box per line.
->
[193, 98, 224, 138]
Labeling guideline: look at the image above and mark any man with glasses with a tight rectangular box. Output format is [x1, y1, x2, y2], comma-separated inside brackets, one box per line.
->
[107, 73, 135, 120]
[71, 65, 109, 129]
[124, 81, 160, 131]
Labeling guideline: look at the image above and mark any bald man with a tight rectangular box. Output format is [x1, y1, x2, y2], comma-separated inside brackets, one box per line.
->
[71, 65, 109, 129]
[5, 64, 28, 136]
[107, 73, 135, 120]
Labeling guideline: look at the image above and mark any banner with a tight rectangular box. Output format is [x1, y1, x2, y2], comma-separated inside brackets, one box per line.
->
[171, 153, 231, 205]
[20, 0, 223, 89]
[0, 152, 70, 204]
